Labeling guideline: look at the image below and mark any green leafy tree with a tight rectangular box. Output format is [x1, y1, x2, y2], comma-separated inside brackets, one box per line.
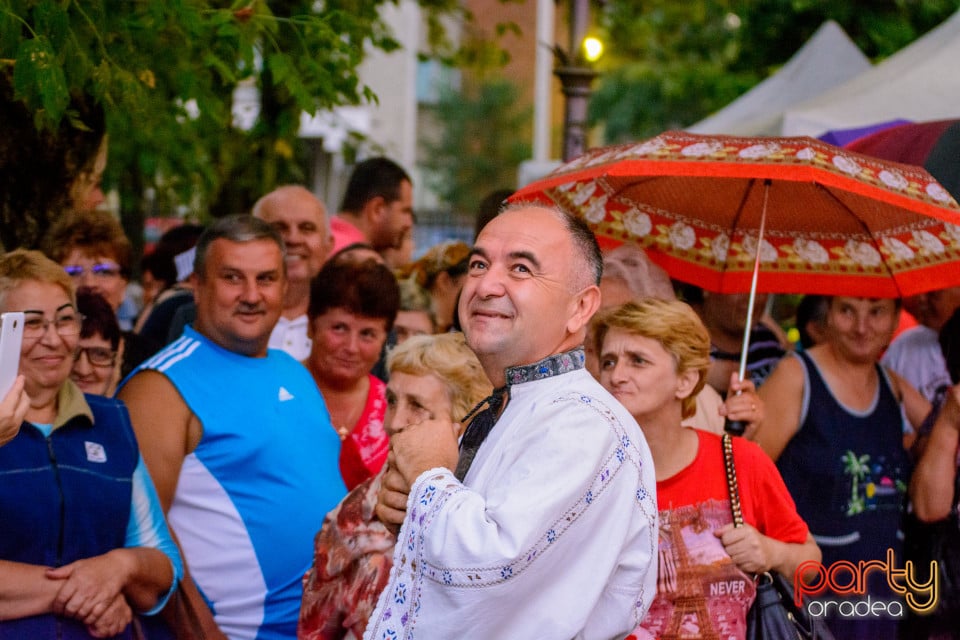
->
[589, 0, 960, 142]
[0, 0, 465, 250]
[422, 77, 531, 214]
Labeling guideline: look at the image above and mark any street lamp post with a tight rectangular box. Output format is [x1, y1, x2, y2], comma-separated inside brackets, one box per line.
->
[555, 0, 599, 162]
[556, 65, 598, 162]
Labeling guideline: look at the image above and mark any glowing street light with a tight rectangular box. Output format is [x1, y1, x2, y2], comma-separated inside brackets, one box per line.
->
[583, 36, 603, 63]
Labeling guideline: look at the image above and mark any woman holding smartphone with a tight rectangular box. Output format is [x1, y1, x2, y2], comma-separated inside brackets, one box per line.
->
[0, 374, 28, 446]
[0, 249, 182, 639]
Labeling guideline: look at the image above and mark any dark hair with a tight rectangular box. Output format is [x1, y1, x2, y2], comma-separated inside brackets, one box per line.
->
[140, 250, 177, 289]
[42, 210, 133, 277]
[474, 188, 514, 240]
[675, 283, 705, 306]
[446, 256, 470, 281]
[331, 242, 380, 265]
[308, 259, 400, 331]
[824, 295, 902, 311]
[0, 73, 106, 250]
[193, 215, 285, 279]
[563, 211, 603, 287]
[940, 307, 960, 385]
[400, 241, 471, 290]
[157, 223, 206, 256]
[795, 294, 829, 350]
[339, 157, 411, 214]
[76, 287, 121, 350]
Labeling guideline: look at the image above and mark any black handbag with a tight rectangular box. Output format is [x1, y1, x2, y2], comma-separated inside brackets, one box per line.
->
[900, 465, 960, 638]
[721, 433, 835, 640]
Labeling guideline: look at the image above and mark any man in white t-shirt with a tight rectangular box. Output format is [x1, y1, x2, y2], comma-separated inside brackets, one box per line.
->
[883, 286, 960, 403]
[253, 185, 331, 360]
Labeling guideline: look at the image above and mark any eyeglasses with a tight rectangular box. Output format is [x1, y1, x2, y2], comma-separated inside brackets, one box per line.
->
[22, 310, 83, 340]
[74, 346, 117, 367]
[63, 263, 123, 279]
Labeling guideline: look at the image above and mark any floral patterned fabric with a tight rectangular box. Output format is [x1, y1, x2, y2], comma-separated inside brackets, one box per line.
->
[511, 131, 960, 298]
[503, 347, 585, 385]
[455, 349, 587, 480]
[298, 473, 394, 640]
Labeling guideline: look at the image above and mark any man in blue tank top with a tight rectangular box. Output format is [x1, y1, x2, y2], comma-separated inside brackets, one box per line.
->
[118, 216, 346, 640]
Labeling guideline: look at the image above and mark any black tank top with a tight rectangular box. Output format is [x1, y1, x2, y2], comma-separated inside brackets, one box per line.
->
[776, 350, 910, 567]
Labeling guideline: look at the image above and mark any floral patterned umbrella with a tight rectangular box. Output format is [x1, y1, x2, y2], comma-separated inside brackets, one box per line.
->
[511, 130, 960, 299]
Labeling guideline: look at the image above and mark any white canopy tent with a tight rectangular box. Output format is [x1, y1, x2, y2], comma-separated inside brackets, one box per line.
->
[782, 10, 960, 137]
[687, 20, 870, 136]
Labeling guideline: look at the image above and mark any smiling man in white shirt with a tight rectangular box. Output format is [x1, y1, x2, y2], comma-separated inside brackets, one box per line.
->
[368, 204, 658, 640]
[253, 185, 331, 360]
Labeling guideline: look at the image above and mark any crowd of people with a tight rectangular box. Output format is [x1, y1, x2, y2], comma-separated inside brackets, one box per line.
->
[2, 146, 960, 640]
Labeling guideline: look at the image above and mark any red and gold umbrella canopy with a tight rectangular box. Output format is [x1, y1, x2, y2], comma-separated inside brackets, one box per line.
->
[511, 131, 960, 298]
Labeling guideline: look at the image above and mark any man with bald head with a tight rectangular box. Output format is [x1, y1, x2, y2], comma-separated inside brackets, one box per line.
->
[883, 286, 960, 403]
[253, 185, 331, 360]
[367, 204, 658, 640]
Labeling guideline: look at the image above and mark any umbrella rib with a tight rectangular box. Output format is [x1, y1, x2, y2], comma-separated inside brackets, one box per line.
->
[726, 178, 756, 243]
[814, 183, 901, 296]
[721, 178, 758, 287]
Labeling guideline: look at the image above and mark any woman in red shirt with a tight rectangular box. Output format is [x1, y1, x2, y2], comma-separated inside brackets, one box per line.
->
[593, 298, 820, 640]
[304, 259, 400, 490]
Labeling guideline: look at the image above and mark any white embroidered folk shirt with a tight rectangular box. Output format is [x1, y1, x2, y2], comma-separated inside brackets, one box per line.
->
[365, 354, 659, 640]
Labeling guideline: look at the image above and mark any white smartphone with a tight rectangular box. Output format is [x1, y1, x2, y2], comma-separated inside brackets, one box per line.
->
[0, 311, 25, 399]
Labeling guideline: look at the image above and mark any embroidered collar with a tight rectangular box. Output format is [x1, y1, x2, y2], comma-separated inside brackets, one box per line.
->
[504, 348, 585, 386]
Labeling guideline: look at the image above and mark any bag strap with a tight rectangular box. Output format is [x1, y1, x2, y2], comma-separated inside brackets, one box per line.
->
[722, 433, 745, 528]
[174, 586, 208, 640]
[160, 585, 209, 640]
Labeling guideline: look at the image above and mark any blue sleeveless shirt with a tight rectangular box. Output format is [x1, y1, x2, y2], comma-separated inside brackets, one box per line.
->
[127, 326, 346, 640]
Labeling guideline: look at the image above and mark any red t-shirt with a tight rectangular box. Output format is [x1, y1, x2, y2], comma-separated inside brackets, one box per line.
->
[339, 375, 389, 491]
[330, 216, 367, 256]
[631, 430, 809, 640]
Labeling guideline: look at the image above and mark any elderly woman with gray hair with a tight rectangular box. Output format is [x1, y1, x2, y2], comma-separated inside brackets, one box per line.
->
[299, 332, 492, 640]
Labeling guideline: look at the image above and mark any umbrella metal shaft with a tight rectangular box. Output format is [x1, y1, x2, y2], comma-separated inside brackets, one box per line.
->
[737, 179, 772, 385]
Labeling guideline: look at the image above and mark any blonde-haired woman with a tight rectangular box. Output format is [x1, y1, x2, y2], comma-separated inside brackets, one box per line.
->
[593, 299, 819, 640]
[299, 332, 491, 640]
[0, 250, 181, 639]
